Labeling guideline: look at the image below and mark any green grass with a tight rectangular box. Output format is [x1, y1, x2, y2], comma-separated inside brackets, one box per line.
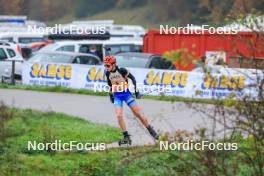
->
[84, 6, 160, 28]
[2, 108, 121, 154]
[0, 83, 237, 106]
[49, 6, 178, 29]
[0, 108, 260, 175]
[0, 108, 122, 175]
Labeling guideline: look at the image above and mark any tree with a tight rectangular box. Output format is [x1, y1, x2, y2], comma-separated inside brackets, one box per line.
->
[116, 0, 148, 9]
[74, 0, 116, 18]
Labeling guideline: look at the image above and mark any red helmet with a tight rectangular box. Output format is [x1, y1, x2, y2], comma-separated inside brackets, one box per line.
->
[103, 55, 116, 65]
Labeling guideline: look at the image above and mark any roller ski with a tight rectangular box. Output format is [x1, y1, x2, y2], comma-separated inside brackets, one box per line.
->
[147, 125, 159, 140]
[118, 135, 132, 146]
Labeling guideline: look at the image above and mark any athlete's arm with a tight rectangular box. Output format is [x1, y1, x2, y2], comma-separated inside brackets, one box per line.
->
[106, 72, 114, 103]
[128, 73, 142, 99]
[119, 68, 137, 90]
[120, 68, 141, 98]
[127, 72, 137, 91]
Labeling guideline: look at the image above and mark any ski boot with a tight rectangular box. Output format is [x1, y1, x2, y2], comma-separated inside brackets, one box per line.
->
[118, 135, 132, 146]
[147, 125, 159, 140]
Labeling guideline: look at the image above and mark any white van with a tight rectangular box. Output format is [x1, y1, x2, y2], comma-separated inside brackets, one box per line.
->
[39, 39, 143, 61]
[0, 32, 45, 44]
[66, 20, 145, 39]
[0, 41, 23, 83]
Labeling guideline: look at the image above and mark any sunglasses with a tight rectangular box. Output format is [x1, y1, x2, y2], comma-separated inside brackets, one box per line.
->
[104, 64, 111, 68]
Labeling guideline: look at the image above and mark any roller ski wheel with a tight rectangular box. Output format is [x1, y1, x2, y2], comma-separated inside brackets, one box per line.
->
[118, 136, 132, 146]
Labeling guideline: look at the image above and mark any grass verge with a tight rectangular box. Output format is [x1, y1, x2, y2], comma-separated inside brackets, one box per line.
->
[0, 107, 258, 175]
[0, 107, 121, 175]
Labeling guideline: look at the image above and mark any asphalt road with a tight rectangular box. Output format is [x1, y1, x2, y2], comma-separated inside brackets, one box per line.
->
[0, 89, 216, 145]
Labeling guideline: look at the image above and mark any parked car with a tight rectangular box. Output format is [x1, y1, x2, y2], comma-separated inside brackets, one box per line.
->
[0, 32, 46, 44]
[63, 20, 145, 39]
[0, 41, 24, 83]
[39, 39, 142, 61]
[28, 51, 101, 65]
[0, 41, 23, 60]
[19, 41, 54, 59]
[115, 52, 176, 70]
[29, 41, 53, 53]
[0, 33, 51, 59]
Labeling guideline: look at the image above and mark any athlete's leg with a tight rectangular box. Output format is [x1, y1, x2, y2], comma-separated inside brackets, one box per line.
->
[114, 95, 131, 143]
[129, 104, 149, 128]
[114, 106, 126, 131]
[126, 94, 159, 140]
[124, 93, 150, 127]
[114, 96, 127, 131]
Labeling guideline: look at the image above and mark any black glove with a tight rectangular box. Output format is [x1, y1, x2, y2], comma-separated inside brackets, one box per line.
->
[135, 91, 142, 99]
[109, 94, 114, 103]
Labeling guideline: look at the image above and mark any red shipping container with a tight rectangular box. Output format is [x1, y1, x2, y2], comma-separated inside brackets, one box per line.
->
[143, 29, 264, 70]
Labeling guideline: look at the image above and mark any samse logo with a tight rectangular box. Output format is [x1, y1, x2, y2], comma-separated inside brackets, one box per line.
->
[202, 75, 246, 90]
[144, 71, 187, 87]
[86, 67, 107, 82]
[30, 63, 71, 80]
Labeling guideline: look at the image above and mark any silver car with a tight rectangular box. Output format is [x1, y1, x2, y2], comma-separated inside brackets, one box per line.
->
[27, 51, 102, 65]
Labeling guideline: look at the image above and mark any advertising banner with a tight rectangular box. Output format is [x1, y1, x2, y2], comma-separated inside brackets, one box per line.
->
[22, 62, 259, 99]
